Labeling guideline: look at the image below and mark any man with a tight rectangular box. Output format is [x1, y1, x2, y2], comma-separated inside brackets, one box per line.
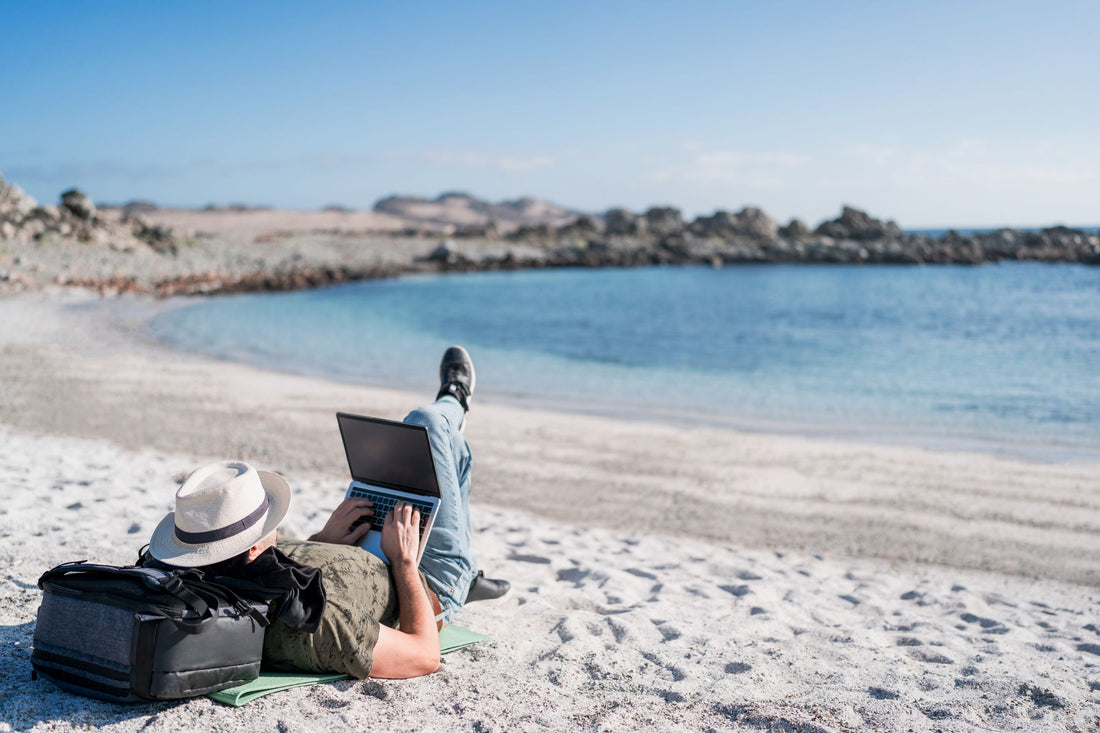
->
[146, 346, 509, 679]
[310, 345, 509, 620]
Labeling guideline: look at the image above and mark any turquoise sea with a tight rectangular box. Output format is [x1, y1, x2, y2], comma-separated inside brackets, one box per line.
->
[150, 263, 1100, 461]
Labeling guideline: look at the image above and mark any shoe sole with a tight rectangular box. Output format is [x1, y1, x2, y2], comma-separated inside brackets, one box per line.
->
[440, 345, 476, 397]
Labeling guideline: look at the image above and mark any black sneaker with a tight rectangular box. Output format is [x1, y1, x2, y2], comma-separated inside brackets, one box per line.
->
[465, 570, 510, 604]
[437, 345, 476, 413]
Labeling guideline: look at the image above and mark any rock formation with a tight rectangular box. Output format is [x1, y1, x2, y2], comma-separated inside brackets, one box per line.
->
[500, 203, 1099, 268]
[814, 205, 902, 242]
[644, 207, 685, 238]
[373, 192, 578, 230]
[556, 214, 602, 239]
[2, 170, 1098, 298]
[0, 176, 175, 250]
[0, 176, 37, 239]
[603, 208, 642, 237]
[118, 200, 158, 217]
[778, 218, 810, 240]
[689, 207, 779, 240]
[425, 239, 463, 265]
[60, 189, 96, 220]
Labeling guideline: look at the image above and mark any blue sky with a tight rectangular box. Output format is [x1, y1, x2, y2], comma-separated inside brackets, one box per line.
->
[1, 1, 1097, 227]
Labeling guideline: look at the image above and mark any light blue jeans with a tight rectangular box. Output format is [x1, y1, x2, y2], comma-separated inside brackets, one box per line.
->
[403, 395, 477, 623]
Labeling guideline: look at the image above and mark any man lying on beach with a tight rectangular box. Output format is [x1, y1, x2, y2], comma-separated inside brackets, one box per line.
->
[142, 346, 509, 679]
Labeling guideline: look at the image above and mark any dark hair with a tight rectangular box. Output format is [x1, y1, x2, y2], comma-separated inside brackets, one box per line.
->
[198, 549, 253, 577]
[135, 543, 251, 574]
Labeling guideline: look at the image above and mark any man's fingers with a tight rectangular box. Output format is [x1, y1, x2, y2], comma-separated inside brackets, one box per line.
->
[344, 497, 373, 513]
[391, 503, 418, 525]
[348, 520, 372, 543]
[336, 497, 373, 519]
[344, 506, 373, 534]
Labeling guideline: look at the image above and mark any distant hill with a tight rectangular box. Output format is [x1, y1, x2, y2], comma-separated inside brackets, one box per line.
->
[373, 191, 579, 230]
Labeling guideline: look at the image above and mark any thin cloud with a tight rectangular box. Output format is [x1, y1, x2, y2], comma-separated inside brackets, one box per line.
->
[296, 153, 374, 171]
[381, 147, 555, 174]
[412, 147, 491, 168]
[4, 161, 178, 183]
[497, 155, 555, 173]
[866, 139, 1099, 188]
[845, 143, 898, 168]
[649, 148, 809, 187]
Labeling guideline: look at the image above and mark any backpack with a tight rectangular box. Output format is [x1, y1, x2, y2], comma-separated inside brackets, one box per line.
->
[32, 561, 270, 702]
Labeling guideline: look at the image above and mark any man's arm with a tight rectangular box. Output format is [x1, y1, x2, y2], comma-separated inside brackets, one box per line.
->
[369, 502, 441, 679]
[308, 497, 374, 545]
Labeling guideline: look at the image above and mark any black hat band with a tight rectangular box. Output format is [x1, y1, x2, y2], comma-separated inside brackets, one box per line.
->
[174, 495, 270, 545]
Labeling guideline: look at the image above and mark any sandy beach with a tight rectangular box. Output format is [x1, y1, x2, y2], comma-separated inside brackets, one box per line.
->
[1, 290, 1099, 732]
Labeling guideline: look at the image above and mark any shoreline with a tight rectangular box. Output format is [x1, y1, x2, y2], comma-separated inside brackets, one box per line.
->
[2, 197, 1099, 299]
[144, 271, 1098, 467]
[3, 288, 1099, 585]
[8, 235, 1100, 299]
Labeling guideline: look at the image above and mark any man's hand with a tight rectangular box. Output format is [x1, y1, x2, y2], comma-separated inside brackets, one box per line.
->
[371, 500, 437, 679]
[380, 502, 420, 567]
[308, 497, 374, 545]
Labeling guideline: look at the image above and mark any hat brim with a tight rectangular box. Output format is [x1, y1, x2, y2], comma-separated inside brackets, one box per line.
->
[148, 470, 291, 567]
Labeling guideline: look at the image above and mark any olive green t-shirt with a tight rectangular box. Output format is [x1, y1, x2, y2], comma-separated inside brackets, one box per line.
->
[263, 539, 398, 679]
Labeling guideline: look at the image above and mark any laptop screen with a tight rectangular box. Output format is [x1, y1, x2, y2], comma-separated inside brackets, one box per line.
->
[336, 412, 441, 497]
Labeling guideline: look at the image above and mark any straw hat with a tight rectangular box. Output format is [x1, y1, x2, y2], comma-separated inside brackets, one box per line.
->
[149, 461, 291, 567]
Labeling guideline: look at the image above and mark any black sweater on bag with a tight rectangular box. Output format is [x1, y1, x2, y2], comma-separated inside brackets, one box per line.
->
[138, 546, 326, 633]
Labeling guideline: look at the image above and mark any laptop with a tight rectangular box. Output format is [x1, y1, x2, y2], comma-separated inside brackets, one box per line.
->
[336, 411, 441, 565]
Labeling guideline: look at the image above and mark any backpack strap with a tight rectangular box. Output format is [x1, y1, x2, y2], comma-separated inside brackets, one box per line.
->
[151, 570, 274, 633]
[178, 575, 271, 629]
[37, 560, 92, 588]
[153, 574, 212, 631]
[38, 562, 268, 634]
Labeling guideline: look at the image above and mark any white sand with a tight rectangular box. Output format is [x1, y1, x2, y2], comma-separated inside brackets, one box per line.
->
[1, 291, 1099, 732]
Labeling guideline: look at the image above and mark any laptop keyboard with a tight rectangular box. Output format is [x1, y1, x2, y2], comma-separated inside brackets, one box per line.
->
[347, 487, 434, 534]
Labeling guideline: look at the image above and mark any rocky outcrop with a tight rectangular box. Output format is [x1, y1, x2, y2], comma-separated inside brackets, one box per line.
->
[0, 176, 37, 222]
[509, 222, 555, 241]
[689, 207, 779, 240]
[118, 200, 158, 217]
[374, 192, 578, 230]
[971, 225, 1099, 263]
[644, 207, 684, 238]
[556, 214, 602, 239]
[3, 169, 1098, 298]
[424, 239, 463, 265]
[814, 206, 902, 242]
[778, 218, 810, 240]
[61, 189, 96, 220]
[732, 207, 778, 239]
[131, 219, 176, 253]
[0, 176, 177, 251]
[201, 203, 272, 213]
[502, 203, 1099, 267]
[603, 208, 642, 237]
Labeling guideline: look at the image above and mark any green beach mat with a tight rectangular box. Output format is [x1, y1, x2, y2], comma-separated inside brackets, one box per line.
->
[210, 625, 490, 706]
[436, 623, 490, 653]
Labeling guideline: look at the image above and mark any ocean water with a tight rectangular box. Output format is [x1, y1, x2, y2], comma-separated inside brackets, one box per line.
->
[150, 263, 1100, 461]
[905, 225, 1100, 237]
